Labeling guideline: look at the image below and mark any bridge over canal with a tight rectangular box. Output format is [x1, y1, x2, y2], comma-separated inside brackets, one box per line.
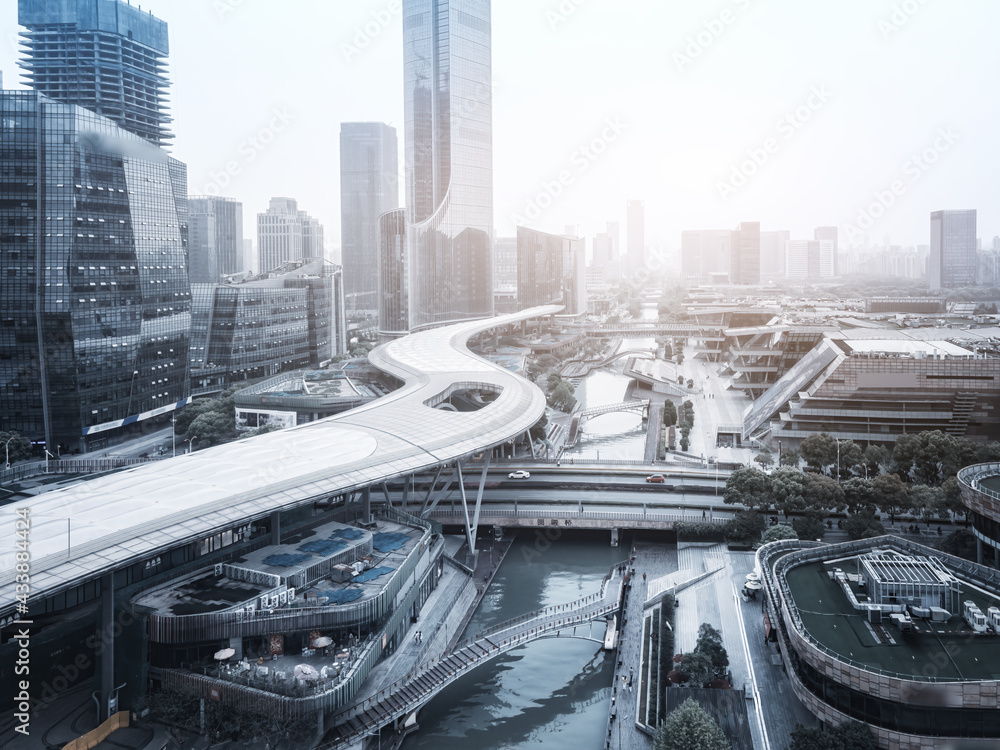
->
[321, 567, 628, 746]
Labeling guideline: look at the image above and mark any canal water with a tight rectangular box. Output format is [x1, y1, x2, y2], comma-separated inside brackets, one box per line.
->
[561, 302, 659, 461]
[403, 535, 627, 750]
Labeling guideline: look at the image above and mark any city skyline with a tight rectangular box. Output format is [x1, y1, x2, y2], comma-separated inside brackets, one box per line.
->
[3, 1, 998, 252]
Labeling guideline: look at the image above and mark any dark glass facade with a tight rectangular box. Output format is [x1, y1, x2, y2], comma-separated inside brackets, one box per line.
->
[340, 123, 399, 315]
[386, 0, 493, 334]
[18, 0, 173, 147]
[188, 196, 245, 282]
[0, 90, 191, 452]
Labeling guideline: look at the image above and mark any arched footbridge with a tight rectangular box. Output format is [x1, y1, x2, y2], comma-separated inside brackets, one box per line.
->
[321, 567, 627, 746]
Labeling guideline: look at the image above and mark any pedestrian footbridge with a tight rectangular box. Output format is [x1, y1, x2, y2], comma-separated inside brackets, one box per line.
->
[321, 567, 628, 746]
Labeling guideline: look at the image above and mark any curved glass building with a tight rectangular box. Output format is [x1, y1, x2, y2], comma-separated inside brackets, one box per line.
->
[380, 0, 494, 337]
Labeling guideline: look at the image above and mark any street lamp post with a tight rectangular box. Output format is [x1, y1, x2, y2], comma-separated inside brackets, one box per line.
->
[836, 438, 841, 483]
[3, 436, 17, 470]
[44, 449, 57, 474]
[185, 436, 198, 455]
[171, 415, 177, 458]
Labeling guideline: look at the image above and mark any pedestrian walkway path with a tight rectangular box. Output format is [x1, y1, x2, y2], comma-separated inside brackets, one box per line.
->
[607, 542, 677, 750]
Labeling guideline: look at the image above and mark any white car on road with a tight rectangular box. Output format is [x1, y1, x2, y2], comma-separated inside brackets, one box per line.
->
[508, 470, 531, 479]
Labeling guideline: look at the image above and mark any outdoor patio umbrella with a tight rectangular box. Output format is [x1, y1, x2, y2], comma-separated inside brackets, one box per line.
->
[214, 648, 236, 661]
[312, 636, 333, 648]
[294, 664, 321, 682]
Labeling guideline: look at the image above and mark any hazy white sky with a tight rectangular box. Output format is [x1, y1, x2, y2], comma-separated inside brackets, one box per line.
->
[2, 0, 998, 254]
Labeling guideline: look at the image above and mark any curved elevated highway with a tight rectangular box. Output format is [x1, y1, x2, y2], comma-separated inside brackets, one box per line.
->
[0, 305, 562, 616]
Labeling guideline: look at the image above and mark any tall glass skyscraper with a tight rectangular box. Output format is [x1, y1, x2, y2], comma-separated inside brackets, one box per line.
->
[379, 0, 494, 336]
[0, 90, 191, 452]
[930, 209, 977, 289]
[341, 123, 399, 316]
[18, 0, 173, 147]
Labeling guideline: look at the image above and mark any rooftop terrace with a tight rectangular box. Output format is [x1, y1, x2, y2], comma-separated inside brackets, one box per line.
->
[785, 557, 1000, 680]
[134, 518, 421, 617]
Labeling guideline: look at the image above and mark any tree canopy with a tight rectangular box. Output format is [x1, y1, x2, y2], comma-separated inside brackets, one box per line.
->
[789, 720, 877, 750]
[0, 431, 33, 465]
[654, 698, 731, 750]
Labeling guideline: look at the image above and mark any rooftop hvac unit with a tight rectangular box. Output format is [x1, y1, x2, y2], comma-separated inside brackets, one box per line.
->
[287, 587, 296, 601]
[215, 564, 224, 576]
[278, 591, 288, 606]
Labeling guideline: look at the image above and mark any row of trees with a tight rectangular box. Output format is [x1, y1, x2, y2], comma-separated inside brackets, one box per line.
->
[724, 465, 945, 521]
[677, 401, 695, 452]
[777, 431, 1000, 487]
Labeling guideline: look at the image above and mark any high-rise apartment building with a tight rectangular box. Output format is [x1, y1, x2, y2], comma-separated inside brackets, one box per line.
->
[188, 197, 244, 283]
[378, 0, 494, 336]
[516, 227, 587, 316]
[930, 210, 977, 289]
[627, 200, 645, 273]
[606, 221, 621, 262]
[785, 240, 834, 279]
[18, 0, 172, 146]
[0, 90, 191, 452]
[340, 123, 399, 315]
[257, 198, 324, 273]
[592, 233, 614, 268]
[814, 226, 839, 276]
[730, 222, 761, 285]
[760, 230, 790, 278]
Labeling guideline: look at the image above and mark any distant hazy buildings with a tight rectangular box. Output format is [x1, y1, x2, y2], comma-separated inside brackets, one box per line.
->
[785, 240, 834, 280]
[930, 209, 977, 289]
[626, 200, 645, 274]
[378, 0, 494, 337]
[189, 259, 346, 395]
[340, 122, 399, 315]
[516, 227, 586, 316]
[18, 0, 173, 146]
[681, 230, 731, 278]
[730, 222, 761, 285]
[257, 198, 325, 273]
[760, 230, 790, 278]
[494, 236, 518, 313]
[188, 197, 244, 283]
[0, 89, 191, 452]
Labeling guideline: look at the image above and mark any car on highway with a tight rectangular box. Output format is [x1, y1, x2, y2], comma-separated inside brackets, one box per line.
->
[645, 474, 666, 483]
[508, 470, 531, 479]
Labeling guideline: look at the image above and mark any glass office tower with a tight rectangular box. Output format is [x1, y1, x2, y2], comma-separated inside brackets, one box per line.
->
[382, 0, 493, 335]
[0, 90, 191, 452]
[18, 0, 173, 147]
[341, 123, 399, 316]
